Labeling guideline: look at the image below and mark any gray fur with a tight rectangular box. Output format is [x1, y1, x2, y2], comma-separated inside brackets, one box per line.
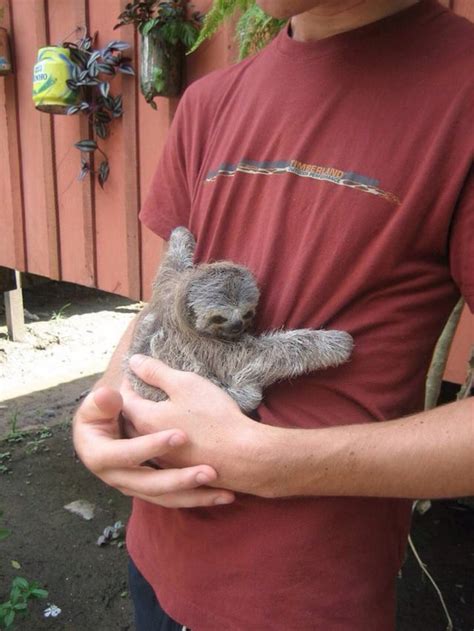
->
[127, 227, 353, 413]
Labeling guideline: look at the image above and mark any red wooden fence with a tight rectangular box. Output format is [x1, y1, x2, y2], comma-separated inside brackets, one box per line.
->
[0, 0, 472, 383]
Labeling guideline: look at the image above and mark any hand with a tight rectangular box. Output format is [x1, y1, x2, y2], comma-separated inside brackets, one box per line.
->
[72, 386, 235, 508]
[122, 355, 279, 497]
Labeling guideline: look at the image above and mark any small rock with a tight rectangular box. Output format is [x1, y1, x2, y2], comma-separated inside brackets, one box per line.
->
[64, 499, 95, 521]
[415, 499, 431, 515]
[24, 309, 40, 322]
[43, 409, 56, 418]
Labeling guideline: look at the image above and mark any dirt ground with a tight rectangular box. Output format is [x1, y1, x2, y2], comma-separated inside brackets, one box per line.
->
[0, 279, 473, 630]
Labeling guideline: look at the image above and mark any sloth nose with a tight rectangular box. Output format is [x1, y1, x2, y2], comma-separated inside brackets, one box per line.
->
[227, 319, 243, 334]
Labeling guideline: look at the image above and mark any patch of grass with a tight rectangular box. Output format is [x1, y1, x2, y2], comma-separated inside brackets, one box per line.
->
[51, 303, 71, 322]
[25, 427, 53, 455]
[0, 452, 11, 474]
[6, 414, 27, 444]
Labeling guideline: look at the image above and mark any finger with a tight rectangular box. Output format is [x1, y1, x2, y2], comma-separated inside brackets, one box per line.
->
[122, 396, 178, 434]
[107, 464, 220, 497]
[79, 387, 123, 424]
[129, 354, 183, 396]
[88, 429, 188, 472]
[124, 488, 235, 509]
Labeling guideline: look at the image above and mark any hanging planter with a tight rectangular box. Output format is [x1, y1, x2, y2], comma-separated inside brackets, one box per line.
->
[33, 32, 134, 188]
[0, 27, 13, 75]
[32, 46, 80, 113]
[115, 1, 201, 109]
[140, 29, 182, 104]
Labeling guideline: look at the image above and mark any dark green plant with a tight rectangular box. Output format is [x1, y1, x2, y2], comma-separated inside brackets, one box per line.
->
[63, 33, 134, 188]
[0, 511, 10, 541]
[0, 578, 48, 629]
[189, 0, 285, 60]
[115, 1, 201, 108]
[115, 1, 201, 47]
[6, 414, 26, 444]
[235, 4, 285, 59]
[0, 452, 11, 475]
[0, 511, 48, 629]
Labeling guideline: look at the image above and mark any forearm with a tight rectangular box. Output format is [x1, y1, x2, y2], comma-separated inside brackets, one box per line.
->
[93, 315, 139, 390]
[257, 398, 474, 499]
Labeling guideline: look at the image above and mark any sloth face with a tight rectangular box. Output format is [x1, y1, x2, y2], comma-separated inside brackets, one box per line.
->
[185, 264, 259, 340]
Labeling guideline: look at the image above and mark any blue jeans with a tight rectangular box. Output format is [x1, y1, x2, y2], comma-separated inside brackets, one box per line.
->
[128, 558, 189, 631]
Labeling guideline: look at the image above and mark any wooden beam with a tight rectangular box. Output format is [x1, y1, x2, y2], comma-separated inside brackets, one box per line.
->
[0, 0, 26, 271]
[4, 270, 25, 342]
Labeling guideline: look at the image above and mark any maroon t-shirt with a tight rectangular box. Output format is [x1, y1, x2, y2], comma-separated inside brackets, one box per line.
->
[127, 2, 474, 629]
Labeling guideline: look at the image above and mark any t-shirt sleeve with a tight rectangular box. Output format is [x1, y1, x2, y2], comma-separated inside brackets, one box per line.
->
[139, 89, 195, 240]
[449, 164, 474, 313]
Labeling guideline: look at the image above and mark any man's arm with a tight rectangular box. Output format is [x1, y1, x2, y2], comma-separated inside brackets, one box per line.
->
[124, 356, 474, 500]
[257, 396, 474, 499]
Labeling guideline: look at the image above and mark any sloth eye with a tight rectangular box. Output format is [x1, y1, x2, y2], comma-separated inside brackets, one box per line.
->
[243, 310, 254, 320]
[210, 315, 227, 324]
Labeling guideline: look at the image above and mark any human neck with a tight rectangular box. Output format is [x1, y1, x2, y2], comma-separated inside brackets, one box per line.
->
[291, 0, 420, 42]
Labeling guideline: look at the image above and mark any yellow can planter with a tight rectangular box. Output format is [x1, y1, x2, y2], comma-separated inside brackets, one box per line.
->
[32, 47, 79, 114]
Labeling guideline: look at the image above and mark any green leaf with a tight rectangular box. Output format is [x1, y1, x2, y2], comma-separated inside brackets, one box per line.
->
[87, 50, 101, 67]
[142, 18, 159, 36]
[0, 527, 10, 540]
[30, 588, 48, 599]
[98, 160, 110, 189]
[4, 608, 15, 628]
[99, 81, 110, 98]
[106, 39, 130, 51]
[96, 62, 116, 75]
[11, 560, 20, 570]
[74, 139, 98, 152]
[11, 577, 28, 590]
[118, 64, 134, 76]
[78, 163, 90, 181]
[88, 62, 99, 78]
[94, 121, 108, 139]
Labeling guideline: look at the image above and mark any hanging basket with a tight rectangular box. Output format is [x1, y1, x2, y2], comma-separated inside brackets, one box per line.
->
[140, 30, 183, 106]
[0, 27, 12, 75]
[32, 46, 80, 114]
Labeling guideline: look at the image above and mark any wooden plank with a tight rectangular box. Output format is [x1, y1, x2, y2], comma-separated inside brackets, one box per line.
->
[4, 270, 25, 342]
[11, 0, 60, 279]
[88, 0, 140, 298]
[119, 0, 140, 300]
[48, 0, 95, 287]
[0, 0, 26, 272]
[36, 1, 60, 279]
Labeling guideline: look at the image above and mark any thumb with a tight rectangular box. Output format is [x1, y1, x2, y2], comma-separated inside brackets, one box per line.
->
[129, 354, 178, 395]
[80, 386, 123, 423]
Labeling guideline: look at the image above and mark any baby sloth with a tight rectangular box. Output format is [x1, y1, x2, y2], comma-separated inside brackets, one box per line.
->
[127, 227, 353, 413]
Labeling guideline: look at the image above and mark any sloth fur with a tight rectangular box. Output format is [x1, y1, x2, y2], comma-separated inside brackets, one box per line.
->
[127, 227, 353, 413]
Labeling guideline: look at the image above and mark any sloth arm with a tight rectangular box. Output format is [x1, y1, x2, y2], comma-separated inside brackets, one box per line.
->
[238, 329, 347, 388]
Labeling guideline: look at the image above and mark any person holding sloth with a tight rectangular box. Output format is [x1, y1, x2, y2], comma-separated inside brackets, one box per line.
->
[73, 1, 474, 629]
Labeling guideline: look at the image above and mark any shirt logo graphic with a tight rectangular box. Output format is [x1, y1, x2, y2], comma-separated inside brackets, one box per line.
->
[205, 159, 400, 205]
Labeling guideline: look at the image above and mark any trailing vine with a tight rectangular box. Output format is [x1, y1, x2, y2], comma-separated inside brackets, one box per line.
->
[63, 33, 134, 187]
